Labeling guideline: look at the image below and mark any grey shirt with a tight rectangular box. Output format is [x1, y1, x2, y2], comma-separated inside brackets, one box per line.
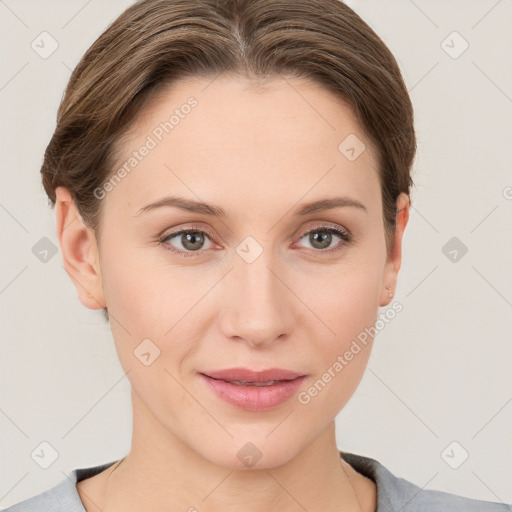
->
[3, 451, 510, 511]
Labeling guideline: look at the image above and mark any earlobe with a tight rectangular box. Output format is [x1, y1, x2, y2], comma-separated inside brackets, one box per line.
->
[55, 186, 106, 310]
[379, 193, 410, 307]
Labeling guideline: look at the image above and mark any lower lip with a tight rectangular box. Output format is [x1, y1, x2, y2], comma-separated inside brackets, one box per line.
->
[200, 374, 306, 411]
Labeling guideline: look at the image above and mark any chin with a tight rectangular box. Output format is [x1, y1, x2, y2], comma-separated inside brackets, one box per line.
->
[196, 432, 305, 471]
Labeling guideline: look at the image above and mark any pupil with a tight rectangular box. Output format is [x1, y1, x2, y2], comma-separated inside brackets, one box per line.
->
[311, 232, 331, 249]
[183, 232, 204, 250]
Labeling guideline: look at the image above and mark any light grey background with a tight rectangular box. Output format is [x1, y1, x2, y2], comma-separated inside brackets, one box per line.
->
[1, 0, 511, 507]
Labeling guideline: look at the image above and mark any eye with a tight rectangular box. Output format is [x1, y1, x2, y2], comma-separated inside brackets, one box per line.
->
[159, 228, 215, 257]
[294, 226, 352, 253]
[158, 224, 353, 258]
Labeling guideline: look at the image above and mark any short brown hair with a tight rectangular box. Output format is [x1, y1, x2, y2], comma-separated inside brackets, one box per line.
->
[41, 0, 416, 321]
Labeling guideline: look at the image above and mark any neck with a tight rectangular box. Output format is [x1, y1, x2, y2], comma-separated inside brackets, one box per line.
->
[94, 391, 373, 512]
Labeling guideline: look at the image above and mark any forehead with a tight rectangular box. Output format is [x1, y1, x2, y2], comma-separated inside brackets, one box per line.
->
[104, 74, 381, 219]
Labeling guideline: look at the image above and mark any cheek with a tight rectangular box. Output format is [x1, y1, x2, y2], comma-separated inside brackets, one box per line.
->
[298, 264, 381, 406]
[306, 260, 382, 347]
[99, 249, 196, 409]
[99, 244, 215, 379]
[100, 243, 196, 333]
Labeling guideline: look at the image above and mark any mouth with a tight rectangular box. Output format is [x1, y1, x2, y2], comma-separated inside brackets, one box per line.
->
[200, 367, 306, 384]
[202, 376, 296, 387]
[198, 368, 307, 410]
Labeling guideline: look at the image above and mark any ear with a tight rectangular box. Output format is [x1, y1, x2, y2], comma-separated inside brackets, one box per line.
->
[379, 192, 410, 307]
[55, 186, 106, 310]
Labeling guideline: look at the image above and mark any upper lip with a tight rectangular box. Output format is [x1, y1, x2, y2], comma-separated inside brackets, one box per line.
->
[200, 367, 306, 383]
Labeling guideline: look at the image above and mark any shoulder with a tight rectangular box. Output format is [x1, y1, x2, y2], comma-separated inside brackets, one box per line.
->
[2, 478, 79, 512]
[340, 451, 511, 512]
[2, 461, 117, 512]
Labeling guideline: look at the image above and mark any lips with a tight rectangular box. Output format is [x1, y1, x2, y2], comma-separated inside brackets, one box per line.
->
[199, 368, 307, 410]
[200, 367, 305, 384]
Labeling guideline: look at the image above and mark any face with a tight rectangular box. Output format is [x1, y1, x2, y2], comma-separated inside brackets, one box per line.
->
[57, 74, 408, 469]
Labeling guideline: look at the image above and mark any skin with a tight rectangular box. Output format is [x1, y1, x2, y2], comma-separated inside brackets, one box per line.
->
[56, 74, 410, 512]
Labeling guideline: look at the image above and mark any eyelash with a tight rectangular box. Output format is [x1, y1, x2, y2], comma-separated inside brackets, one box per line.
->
[157, 224, 353, 258]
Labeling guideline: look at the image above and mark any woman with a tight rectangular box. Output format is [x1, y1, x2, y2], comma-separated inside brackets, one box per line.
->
[4, 0, 509, 510]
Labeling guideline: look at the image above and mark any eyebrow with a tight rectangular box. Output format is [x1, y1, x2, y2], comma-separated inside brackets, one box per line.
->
[135, 195, 367, 217]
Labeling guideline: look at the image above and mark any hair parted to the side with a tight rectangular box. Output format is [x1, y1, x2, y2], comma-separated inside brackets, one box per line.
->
[41, 0, 416, 323]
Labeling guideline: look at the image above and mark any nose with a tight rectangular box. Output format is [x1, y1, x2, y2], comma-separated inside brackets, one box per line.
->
[218, 248, 296, 349]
